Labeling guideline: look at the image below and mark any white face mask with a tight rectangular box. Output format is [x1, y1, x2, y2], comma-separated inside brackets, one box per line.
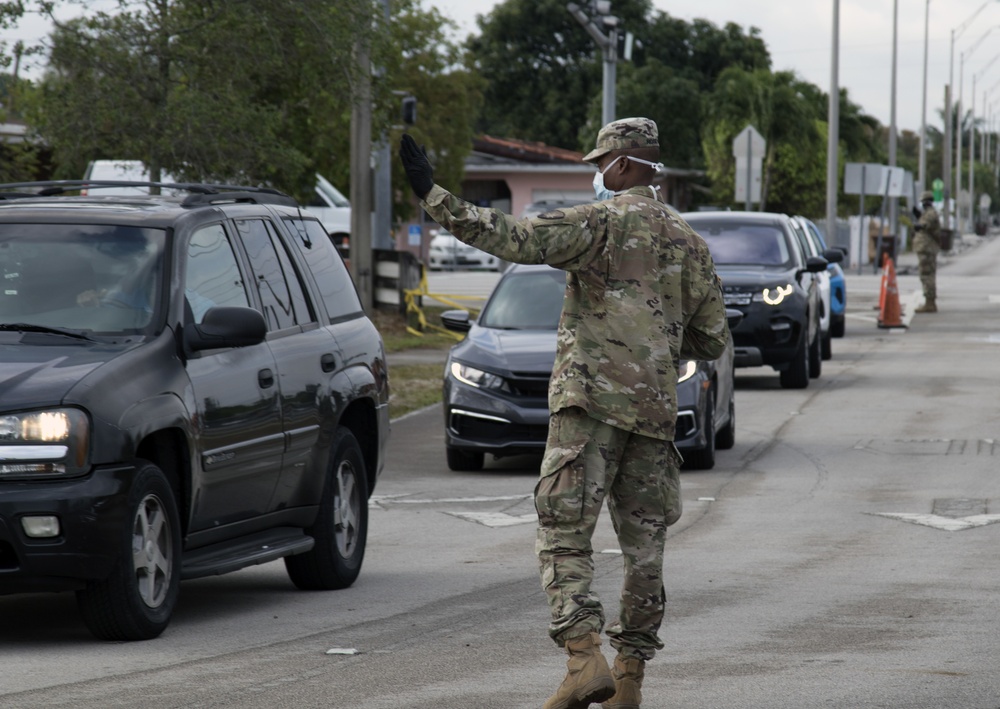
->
[592, 155, 664, 201]
[592, 156, 622, 201]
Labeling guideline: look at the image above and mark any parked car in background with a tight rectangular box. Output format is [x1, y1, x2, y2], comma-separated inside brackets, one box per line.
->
[797, 216, 848, 338]
[520, 198, 591, 219]
[681, 211, 828, 389]
[791, 216, 844, 360]
[439, 264, 740, 471]
[427, 231, 500, 271]
[0, 179, 389, 641]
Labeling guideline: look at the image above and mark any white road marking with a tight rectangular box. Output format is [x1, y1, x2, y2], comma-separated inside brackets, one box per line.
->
[988, 295, 1000, 304]
[873, 513, 1000, 531]
[445, 511, 537, 527]
[371, 494, 531, 505]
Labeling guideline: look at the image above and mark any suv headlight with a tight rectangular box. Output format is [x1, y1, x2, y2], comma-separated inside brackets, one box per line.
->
[677, 361, 697, 383]
[753, 284, 794, 305]
[0, 408, 90, 479]
[449, 362, 509, 392]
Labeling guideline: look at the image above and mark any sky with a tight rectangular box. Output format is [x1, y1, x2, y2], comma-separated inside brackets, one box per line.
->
[423, 0, 1000, 135]
[7, 1, 1000, 137]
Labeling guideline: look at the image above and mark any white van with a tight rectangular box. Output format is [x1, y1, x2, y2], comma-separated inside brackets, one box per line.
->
[82, 160, 351, 242]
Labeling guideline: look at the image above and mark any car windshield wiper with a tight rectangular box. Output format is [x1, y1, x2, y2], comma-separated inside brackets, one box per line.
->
[0, 323, 96, 341]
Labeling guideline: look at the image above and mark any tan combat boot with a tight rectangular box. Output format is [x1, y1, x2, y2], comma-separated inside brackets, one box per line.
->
[601, 655, 645, 709]
[543, 632, 615, 709]
[915, 298, 937, 313]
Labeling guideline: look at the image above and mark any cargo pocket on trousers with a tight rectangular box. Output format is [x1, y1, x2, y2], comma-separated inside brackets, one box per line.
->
[534, 440, 588, 526]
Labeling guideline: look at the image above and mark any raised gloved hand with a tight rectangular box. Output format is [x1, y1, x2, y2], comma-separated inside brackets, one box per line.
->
[399, 134, 434, 200]
[912, 206, 921, 219]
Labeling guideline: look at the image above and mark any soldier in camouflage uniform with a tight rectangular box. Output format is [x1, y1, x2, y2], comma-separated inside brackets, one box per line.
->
[400, 117, 729, 709]
[912, 190, 941, 313]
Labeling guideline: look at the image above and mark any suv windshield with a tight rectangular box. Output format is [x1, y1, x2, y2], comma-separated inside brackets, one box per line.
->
[692, 222, 792, 267]
[0, 224, 166, 336]
[480, 269, 566, 330]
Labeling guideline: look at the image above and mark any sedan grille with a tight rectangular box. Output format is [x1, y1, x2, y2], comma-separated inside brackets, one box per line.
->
[450, 411, 548, 443]
[506, 372, 550, 398]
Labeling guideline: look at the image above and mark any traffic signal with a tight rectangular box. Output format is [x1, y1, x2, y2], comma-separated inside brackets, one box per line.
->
[402, 96, 417, 125]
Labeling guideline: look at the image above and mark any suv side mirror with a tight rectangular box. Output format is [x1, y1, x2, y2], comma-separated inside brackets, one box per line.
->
[440, 309, 472, 333]
[804, 256, 829, 273]
[822, 248, 844, 264]
[185, 306, 267, 351]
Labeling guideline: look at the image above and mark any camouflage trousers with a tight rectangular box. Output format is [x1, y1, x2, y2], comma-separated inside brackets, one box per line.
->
[534, 406, 682, 661]
[913, 233, 939, 301]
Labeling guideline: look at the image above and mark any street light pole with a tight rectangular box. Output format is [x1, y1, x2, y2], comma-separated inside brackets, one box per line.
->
[567, 2, 619, 126]
[888, 0, 898, 238]
[970, 73, 976, 229]
[948, 2, 1000, 231]
[919, 0, 930, 192]
[825, 0, 840, 239]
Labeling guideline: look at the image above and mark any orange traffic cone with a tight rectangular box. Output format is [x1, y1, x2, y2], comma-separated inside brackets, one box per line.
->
[877, 255, 906, 329]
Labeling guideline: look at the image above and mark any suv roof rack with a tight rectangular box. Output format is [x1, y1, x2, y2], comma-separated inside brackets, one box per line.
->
[0, 180, 300, 208]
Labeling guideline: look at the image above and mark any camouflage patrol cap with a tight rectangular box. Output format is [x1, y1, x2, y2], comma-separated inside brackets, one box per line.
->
[920, 190, 934, 202]
[583, 117, 659, 163]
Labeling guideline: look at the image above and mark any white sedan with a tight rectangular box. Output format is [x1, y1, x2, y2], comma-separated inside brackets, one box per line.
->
[427, 232, 500, 271]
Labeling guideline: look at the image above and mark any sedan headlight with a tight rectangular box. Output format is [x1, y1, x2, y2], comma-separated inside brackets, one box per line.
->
[0, 408, 89, 479]
[753, 284, 794, 305]
[449, 362, 509, 392]
[677, 361, 697, 383]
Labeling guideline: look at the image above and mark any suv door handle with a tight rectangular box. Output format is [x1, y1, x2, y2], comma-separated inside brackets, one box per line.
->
[320, 353, 336, 372]
[258, 368, 275, 388]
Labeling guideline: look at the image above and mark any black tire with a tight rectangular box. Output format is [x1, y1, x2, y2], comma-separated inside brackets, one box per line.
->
[808, 329, 822, 379]
[716, 388, 736, 450]
[684, 389, 716, 470]
[286, 428, 368, 590]
[76, 460, 181, 641]
[821, 328, 832, 361]
[446, 447, 485, 472]
[780, 335, 810, 389]
[830, 314, 846, 338]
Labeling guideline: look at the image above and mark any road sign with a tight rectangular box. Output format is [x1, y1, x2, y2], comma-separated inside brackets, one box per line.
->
[880, 166, 906, 197]
[734, 157, 762, 204]
[732, 125, 766, 157]
[733, 125, 765, 209]
[843, 163, 884, 195]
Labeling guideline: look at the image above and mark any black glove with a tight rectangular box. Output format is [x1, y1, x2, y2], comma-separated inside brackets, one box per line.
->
[912, 206, 921, 219]
[399, 134, 434, 200]
[914, 224, 924, 232]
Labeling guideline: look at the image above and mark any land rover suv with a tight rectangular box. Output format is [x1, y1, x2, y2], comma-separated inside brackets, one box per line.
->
[0, 180, 390, 640]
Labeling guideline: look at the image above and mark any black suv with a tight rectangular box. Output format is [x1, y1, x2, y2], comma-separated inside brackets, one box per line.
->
[681, 211, 828, 389]
[0, 180, 390, 640]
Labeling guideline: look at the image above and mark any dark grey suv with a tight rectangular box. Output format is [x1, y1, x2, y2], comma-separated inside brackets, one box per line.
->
[0, 180, 390, 640]
[681, 211, 827, 389]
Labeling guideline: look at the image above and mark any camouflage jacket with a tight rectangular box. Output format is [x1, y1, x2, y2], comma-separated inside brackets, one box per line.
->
[421, 184, 728, 441]
[916, 205, 941, 246]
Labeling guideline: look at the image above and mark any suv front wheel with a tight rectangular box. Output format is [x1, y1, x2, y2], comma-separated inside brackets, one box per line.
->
[285, 428, 368, 590]
[76, 460, 181, 641]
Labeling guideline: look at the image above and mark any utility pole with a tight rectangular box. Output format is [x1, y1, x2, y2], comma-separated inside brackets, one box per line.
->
[919, 0, 930, 192]
[888, 0, 899, 239]
[350, 10, 374, 312]
[825, 0, 840, 241]
[373, 0, 393, 253]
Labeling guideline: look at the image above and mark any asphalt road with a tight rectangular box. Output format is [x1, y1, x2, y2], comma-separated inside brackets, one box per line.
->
[2, 233, 1000, 708]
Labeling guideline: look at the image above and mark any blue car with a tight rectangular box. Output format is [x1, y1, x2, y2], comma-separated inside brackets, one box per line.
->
[798, 216, 847, 337]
